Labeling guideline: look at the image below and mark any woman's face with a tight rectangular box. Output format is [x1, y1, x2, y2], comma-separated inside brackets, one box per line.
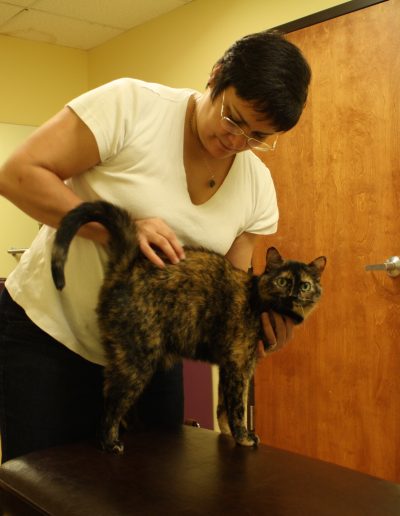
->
[196, 86, 278, 160]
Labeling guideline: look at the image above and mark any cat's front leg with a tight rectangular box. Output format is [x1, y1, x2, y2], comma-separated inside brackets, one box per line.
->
[219, 366, 259, 447]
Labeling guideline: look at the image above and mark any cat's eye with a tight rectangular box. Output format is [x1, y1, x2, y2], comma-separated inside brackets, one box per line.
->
[300, 282, 311, 292]
[276, 277, 288, 288]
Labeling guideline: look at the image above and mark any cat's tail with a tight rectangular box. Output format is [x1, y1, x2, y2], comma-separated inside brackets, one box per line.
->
[51, 200, 140, 290]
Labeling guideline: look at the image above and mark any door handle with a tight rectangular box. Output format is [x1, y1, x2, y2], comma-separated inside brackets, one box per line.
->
[365, 256, 400, 277]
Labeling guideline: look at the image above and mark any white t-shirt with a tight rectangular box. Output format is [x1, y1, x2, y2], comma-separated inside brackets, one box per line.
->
[6, 78, 278, 365]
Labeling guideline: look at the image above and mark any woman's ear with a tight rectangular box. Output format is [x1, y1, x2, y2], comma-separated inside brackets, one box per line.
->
[207, 63, 222, 88]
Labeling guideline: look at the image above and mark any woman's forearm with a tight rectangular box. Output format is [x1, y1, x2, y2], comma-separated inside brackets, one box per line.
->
[0, 107, 108, 245]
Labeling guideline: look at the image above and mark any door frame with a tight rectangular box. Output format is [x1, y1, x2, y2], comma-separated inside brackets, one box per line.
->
[274, 0, 387, 33]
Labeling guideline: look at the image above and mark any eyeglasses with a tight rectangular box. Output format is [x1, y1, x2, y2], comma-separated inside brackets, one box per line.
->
[220, 91, 278, 152]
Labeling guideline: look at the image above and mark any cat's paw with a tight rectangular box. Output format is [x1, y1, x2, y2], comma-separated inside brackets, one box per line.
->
[100, 438, 125, 455]
[235, 430, 260, 447]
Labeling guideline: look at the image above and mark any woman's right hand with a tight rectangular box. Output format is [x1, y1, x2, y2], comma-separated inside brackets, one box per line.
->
[135, 217, 186, 268]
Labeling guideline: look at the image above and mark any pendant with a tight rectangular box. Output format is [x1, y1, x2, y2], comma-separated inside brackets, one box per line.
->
[208, 176, 216, 188]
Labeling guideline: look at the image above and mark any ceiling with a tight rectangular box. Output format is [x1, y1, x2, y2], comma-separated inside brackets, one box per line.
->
[0, 0, 194, 50]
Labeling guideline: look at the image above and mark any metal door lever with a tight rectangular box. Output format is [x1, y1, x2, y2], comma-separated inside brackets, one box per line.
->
[365, 256, 400, 277]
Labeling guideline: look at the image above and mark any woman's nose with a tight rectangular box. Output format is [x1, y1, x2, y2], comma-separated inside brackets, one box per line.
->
[226, 133, 247, 150]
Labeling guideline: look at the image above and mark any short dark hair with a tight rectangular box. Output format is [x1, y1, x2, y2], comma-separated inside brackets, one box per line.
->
[210, 30, 311, 131]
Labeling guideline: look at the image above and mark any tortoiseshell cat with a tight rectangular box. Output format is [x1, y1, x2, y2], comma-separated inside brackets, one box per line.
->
[51, 201, 326, 454]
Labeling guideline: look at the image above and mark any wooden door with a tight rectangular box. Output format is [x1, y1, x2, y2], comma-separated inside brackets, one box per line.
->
[254, 0, 400, 483]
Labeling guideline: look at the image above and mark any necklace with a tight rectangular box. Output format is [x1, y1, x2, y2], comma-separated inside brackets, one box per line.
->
[190, 98, 216, 188]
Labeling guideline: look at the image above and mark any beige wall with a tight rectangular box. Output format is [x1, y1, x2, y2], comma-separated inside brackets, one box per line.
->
[0, 35, 88, 126]
[88, 0, 343, 90]
[0, 0, 345, 277]
[0, 36, 88, 275]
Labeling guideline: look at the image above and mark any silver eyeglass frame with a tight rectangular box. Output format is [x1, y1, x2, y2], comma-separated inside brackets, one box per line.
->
[220, 91, 278, 152]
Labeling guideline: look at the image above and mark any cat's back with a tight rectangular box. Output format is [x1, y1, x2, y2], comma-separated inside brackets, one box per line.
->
[100, 246, 249, 317]
[128, 247, 247, 304]
[140, 247, 245, 283]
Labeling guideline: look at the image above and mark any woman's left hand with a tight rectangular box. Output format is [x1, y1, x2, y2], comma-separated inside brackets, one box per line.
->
[257, 311, 294, 358]
[224, 233, 294, 358]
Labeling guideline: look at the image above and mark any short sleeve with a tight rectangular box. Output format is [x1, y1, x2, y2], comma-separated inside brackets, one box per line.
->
[67, 78, 139, 162]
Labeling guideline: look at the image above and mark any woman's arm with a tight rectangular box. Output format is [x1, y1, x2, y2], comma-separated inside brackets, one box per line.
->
[225, 231, 258, 272]
[225, 232, 293, 356]
[0, 106, 110, 244]
[0, 106, 185, 263]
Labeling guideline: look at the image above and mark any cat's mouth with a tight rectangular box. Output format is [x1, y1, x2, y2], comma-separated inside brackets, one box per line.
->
[280, 308, 304, 325]
[268, 303, 304, 325]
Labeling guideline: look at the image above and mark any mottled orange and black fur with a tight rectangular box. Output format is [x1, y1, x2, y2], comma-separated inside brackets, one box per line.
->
[51, 201, 326, 454]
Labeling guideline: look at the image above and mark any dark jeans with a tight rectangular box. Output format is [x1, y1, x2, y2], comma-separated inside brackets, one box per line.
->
[0, 288, 183, 463]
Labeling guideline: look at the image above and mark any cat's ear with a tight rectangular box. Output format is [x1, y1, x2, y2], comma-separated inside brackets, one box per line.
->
[309, 256, 327, 275]
[266, 247, 284, 267]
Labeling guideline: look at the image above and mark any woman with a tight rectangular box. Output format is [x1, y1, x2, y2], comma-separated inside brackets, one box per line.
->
[0, 30, 310, 462]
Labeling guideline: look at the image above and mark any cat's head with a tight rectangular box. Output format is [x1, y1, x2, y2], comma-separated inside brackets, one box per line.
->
[257, 247, 326, 324]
